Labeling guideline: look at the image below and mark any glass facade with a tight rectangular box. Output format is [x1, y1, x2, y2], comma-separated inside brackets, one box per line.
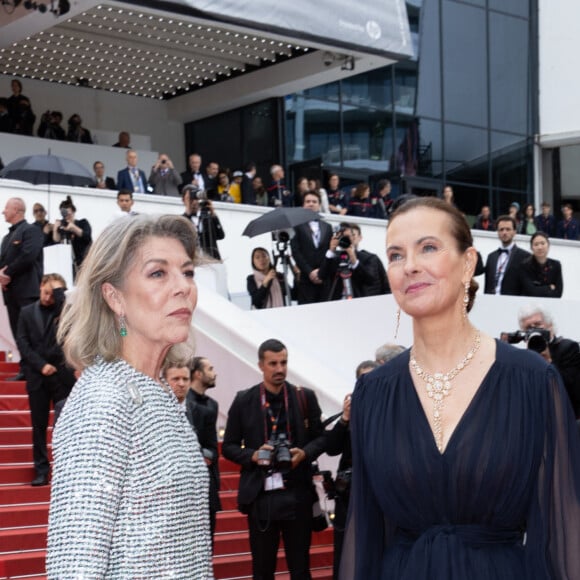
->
[284, 0, 537, 218]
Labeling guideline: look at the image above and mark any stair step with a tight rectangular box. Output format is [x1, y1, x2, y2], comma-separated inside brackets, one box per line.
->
[0, 503, 49, 528]
[0, 445, 53, 463]
[0, 411, 54, 429]
[0, 464, 38, 485]
[0, 526, 47, 552]
[0, 483, 51, 505]
[0, 427, 52, 446]
[0, 382, 27, 395]
[0, 396, 31, 411]
[0, 549, 46, 577]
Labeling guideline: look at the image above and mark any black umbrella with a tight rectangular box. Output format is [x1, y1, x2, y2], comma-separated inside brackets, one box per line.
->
[0, 153, 94, 187]
[242, 207, 319, 237]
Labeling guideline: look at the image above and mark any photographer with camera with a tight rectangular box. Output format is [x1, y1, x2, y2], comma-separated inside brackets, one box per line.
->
[222, 339, 326, 580]
[148, 153, 182, 197]
[501, 304, 580, 418]
[181, 184, 225, 260]
[319, 222, 389, 300]
[52, 196, 92, 278]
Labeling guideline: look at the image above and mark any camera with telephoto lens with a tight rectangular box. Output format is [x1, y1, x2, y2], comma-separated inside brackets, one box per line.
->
[333, 226, 351, 252]
[256, 433, 292, 473]
[501, 328, 551, 353]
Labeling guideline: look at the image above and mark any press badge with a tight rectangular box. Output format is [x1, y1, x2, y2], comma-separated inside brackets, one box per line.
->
[264, 472, 284, 491]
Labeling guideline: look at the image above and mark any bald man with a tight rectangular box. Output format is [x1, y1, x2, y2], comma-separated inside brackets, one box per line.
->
[0, 198, 44, 362]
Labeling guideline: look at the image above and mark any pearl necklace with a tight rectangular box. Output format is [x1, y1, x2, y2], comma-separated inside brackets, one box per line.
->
[410, 330, 481, 453]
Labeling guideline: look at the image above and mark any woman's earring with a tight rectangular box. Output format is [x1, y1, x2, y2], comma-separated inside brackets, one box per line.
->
[394, 308, 401, 339]
[462, 281, 470, 319]
[119, 315, 127, 337]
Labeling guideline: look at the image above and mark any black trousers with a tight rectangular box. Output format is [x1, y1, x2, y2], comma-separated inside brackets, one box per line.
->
[5, 295, 36, 341]
[27, 379, 65, 476]
[332, 494, 349, 580]
[248, 492, 313, 580]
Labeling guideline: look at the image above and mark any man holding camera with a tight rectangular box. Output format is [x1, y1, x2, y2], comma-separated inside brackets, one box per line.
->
[181, 184, 225, 260]
[148, 153, 182, 197]
[222, 339, 326, 580]
[515, 304, 580, 418]
[319, 222, 390, 300]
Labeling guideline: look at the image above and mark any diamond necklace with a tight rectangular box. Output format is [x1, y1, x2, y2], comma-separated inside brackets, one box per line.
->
[409, 330, 481, 453]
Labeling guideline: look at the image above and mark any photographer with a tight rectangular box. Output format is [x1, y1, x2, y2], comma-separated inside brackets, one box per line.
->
[66, 113, 92, 144]
[148, 153, 182, 197]
[181, 185, 225, 260]
[503, 304, 580, 418]
[52, 196, 92, 278]
[222, 339, 325, 579]
[319, 223, 389, 300]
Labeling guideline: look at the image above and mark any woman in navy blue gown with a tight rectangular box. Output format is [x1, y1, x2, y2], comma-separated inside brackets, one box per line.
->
[341, 197, 580, 579]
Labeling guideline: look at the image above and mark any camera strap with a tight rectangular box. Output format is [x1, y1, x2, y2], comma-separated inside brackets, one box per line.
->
[260, 382, 291, 443]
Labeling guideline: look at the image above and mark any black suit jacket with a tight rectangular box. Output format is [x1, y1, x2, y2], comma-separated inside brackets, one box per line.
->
[90, 176, 116, 190]
[550, 338, 580, 418]
[182, 212, 225, 260]
[519, 256, 563, 298]
[290, 221, 333, 277]
[241, 174, 255, 205]
[484, 245, 530, 295]
[222, 382, 325, 511]
[0, 219, 44, 302]
[185, 389, 222, 512]
[16, 290, 76, 398]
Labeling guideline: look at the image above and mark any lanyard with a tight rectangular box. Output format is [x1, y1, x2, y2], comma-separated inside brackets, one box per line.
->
[260, 382, 291, 442]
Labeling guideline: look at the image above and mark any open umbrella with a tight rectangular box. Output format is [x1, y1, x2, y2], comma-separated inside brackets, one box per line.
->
[242, 207, 319, 237]
[0, 153, 94, 187]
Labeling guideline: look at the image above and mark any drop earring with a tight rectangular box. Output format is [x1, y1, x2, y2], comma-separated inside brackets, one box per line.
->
[119, 315, 127, 337]
[462, 281, 470, 319]
[394, 308, 401, 339]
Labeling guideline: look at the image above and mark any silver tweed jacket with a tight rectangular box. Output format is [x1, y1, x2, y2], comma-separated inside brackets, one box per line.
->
[47, 358, 213, 579]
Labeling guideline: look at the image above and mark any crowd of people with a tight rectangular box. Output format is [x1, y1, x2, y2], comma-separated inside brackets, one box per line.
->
[1, 195, 579, 579]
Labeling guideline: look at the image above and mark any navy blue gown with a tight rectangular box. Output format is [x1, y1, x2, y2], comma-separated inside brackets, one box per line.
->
[342, 340, 580, 579]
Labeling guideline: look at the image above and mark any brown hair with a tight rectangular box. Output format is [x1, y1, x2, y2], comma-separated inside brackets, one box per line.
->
[388, 196, 479, 312]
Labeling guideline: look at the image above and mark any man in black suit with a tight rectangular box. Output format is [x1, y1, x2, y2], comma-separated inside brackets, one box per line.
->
[186, 357, 222, 541]
[223, 339, 326, 580]
[180, 153, 206, 194]
[181, 186, 225, 260]
[518, 305, 580, 418]
[241, 162, 257, 204]
[290, 191, 333, 304]
[91, 160, 116, 190]
[16, 273, 76, 486]
[484, 215, 530, 296]
[0, 197, 44, 346]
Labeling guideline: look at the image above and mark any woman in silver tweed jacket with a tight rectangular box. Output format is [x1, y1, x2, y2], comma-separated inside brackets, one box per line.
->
[47, 214, 213, 578]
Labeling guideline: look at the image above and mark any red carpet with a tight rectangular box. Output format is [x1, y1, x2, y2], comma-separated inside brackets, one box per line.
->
[0, 358, 334, 579]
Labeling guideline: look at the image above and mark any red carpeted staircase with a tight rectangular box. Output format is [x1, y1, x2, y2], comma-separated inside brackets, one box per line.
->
[0, 354, 334, 579]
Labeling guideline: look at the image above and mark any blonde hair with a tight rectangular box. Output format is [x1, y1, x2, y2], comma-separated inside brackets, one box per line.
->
[58, 214, 198, 370]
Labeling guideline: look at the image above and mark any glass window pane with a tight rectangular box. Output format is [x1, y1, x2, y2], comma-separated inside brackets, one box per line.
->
[416, 0, 441, 120]
[442, 1, 487, 127]
[444, 123, 489, 176]
[489, 0, 528, 18]
[491, 133, 530, 193]
[489, 12, 530, 134]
